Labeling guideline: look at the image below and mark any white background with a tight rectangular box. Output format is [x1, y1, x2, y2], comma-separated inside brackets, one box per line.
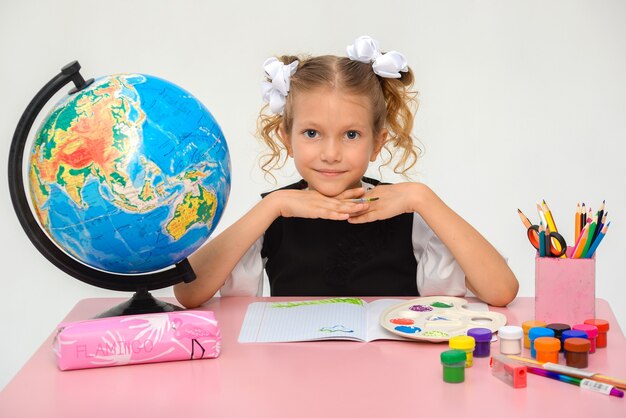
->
[1, 0, 624, 390]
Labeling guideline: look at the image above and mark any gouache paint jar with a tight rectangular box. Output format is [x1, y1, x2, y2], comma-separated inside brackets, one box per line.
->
[546, 323, 571, 352]
[467, 328, 492, 358]
[498, 326, 523, 356]
[564, 338, 591, 368]
[522, 320, 546, 349]
[561, 329, 588, 352]
[528, 327, 555, 358]
[534, 337, 560, 364]
[449, 336, 475, 368]
[584, 319, 609, 348]
[441, 349, 467, 383]
[573, 324, 598, 354]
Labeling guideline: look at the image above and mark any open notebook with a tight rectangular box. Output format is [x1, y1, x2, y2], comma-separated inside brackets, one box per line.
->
[238, 297, 493, 343]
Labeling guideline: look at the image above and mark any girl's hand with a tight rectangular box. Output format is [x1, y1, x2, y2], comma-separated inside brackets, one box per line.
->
[268, 187, 369, 221]
[347, 183, 420, 223]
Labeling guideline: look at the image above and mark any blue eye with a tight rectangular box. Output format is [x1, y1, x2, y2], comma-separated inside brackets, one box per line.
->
[304, 129, 318, 139]
[345, 131, 360, 140]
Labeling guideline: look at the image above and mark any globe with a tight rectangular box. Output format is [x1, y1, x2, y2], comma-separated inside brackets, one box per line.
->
[27, 73, 230, 274]
[9, 61, 230, 316]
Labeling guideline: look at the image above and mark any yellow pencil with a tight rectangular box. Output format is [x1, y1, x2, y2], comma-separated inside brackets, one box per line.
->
[542, 199, 558, 233]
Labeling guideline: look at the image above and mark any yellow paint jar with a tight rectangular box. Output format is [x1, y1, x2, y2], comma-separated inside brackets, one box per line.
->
[449, 335, 476, 368]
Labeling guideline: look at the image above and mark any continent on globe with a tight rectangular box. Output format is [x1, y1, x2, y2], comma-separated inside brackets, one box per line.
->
[28, 73, 230, 274]
[166, 185, 217, 240]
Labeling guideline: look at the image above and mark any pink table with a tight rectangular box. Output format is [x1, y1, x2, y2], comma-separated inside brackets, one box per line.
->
[1, 297, 624, 416]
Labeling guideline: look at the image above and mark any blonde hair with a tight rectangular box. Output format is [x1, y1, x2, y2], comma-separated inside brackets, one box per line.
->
[257, 54, 420, 178]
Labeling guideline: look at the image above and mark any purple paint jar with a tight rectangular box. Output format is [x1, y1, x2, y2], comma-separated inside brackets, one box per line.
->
[467, 328, 492, 358]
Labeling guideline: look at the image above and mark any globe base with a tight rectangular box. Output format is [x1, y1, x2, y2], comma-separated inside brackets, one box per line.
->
[94, 289, 184, 318]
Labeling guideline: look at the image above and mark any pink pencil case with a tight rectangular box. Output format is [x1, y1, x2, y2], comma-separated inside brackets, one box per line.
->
[53, 310, 221, 371]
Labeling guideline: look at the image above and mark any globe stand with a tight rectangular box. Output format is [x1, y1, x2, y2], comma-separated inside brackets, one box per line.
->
[8, 60, 199, 319]
[94, 288, 184, 319]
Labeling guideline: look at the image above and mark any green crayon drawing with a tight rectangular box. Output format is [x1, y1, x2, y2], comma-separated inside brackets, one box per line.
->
[271, 297, 364, 309]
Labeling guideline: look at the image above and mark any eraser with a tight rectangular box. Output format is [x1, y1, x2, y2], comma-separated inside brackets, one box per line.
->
[490, 355, 527, 388]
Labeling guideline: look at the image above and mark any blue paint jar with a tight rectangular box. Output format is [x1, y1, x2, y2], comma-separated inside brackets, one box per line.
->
[528, 327, 555, 358]
[562, 329, 588, 350]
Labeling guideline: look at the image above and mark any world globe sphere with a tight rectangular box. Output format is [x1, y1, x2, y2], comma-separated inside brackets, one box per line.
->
[27, 73, 230, 274]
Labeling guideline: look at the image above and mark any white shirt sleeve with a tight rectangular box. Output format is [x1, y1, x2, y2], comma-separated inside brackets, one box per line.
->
[412, 213, 467, 296]
[219, 236, 265, 296]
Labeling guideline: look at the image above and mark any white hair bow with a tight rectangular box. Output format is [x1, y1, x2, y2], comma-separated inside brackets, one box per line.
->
[346, 35, 408, 79]
[261, 57, 299, 115]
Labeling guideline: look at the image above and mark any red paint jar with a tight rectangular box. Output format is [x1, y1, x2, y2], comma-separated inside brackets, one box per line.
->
[584, 319, 609, 348]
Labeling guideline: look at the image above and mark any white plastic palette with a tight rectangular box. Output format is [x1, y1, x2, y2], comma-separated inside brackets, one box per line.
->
[379, 296, 507, 342]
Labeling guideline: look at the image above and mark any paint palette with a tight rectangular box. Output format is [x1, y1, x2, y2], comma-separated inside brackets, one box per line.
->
[379, 296, 507, 342]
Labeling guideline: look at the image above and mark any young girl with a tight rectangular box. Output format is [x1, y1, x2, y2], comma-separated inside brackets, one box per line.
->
[174, 36, 518, 308]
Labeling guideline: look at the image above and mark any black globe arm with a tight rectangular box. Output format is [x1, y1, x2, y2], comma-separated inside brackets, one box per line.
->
[8, 61, 196, 292]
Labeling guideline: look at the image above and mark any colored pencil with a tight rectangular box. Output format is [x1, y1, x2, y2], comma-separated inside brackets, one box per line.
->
[593, 200, 605, 240]
[536, 202, 547, 227]
[593, 200, 605, 242]
[575, 203, 581, 243]
[539, 223, 546, 257]
[585, 221, 610, 258]
[542, 199, 559, 233]
[571, 222, 590, 258]
[507, 355, 626, 391]
[525, 366, 624, 398]
[517, 208, 532, 229]
[581, 203, 587, 225]
[580, 219, 597, 258]
[345, 197, 379, 203]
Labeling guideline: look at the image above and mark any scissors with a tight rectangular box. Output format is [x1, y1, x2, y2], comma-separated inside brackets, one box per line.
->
[527, 224, 567, 257]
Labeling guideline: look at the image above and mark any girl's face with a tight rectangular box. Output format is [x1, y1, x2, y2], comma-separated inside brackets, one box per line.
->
[281, 87, 386, 197]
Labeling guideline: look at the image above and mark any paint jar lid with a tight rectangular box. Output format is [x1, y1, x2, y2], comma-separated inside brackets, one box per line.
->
[562, 329, 588, 340]
[534, 336, 560, 351]
[573, 324, 599, 338]
[528, 327, 554, 339]
[584, 318, 610, 332]
[546, 323, 571, 337]
[449, 335, 475, 350]
[564, 337, 591, 353]
[467, 327, 492, 342]
[522, 320, 546, 332]
[498, 325, 523, 340]
[441, 349, 467, 365]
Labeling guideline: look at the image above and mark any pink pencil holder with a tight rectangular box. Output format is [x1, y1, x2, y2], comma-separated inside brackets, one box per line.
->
[535, 247, 595, 325]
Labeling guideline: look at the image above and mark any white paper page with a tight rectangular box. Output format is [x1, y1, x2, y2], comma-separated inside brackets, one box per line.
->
[238, 298, 368, 343]
[365, 299, 409, 341]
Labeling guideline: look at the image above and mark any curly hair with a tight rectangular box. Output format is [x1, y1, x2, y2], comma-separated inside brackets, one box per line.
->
[257, 54, 420, 178]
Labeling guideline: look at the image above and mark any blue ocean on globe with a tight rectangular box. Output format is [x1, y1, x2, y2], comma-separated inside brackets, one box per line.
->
[28, 73, 230, 274]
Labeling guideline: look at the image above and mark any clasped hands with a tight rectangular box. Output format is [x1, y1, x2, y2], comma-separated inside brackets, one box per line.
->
[270, 183, 420, 223]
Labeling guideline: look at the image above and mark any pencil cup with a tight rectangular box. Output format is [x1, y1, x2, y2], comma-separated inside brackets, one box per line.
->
[535, 247, 595, 326]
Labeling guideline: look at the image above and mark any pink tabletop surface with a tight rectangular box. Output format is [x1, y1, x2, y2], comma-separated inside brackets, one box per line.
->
[1, 297, 624, 417]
